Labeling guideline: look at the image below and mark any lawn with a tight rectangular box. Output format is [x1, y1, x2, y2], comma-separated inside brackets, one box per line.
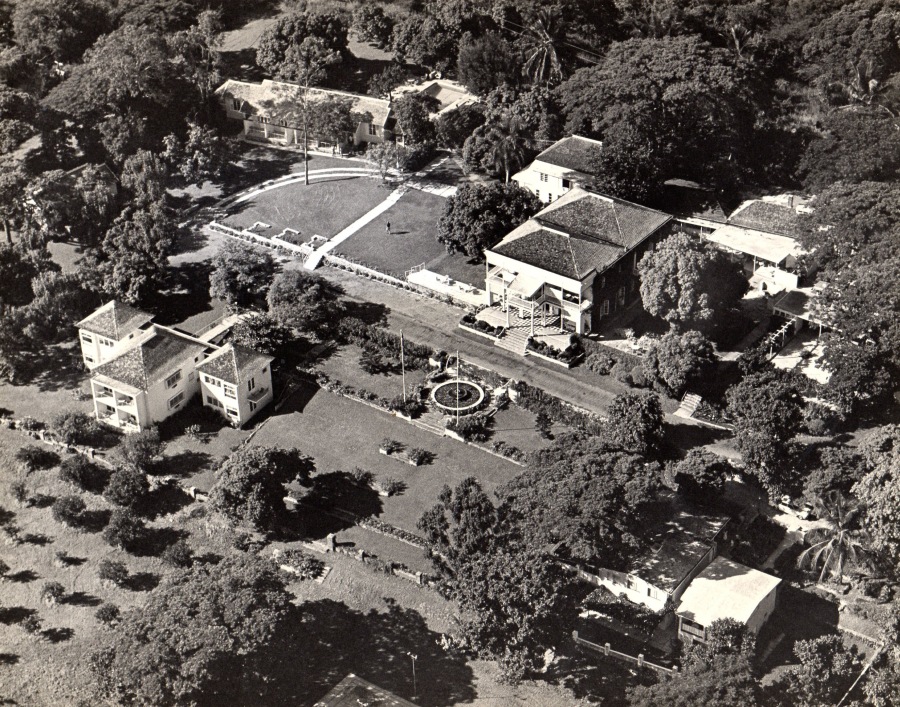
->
[222, 174, 390, 240]
[317, 343, 428, 400]
[249, 382, 523, 537]
[336, 188, 486, 286]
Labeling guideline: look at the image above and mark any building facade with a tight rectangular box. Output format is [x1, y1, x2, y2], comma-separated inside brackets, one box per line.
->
[512, 135, 603, 204]
[483, 187, 672, 334]
[216, 79, 398, 150]
[77, 302, 273, 432]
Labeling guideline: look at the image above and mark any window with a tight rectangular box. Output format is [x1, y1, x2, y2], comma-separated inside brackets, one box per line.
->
[204, 375, 221, 387]
[188, 372, 195, 381]
[601, 299, 610, 315]
[535, 190, 540, 200]
[226, 408, 239, 418]
[599, 276, 606, 289]
[562, 178, 571, 189]
[539, 172, 548, 182]
[247, 377, 256, 392]
[165, 370, 182, 389]
[84, 356, 94, 364]
[368, 123, 377, 136]
[617, 287, 626, 305]
[206, 395, 223, 408]
[81, 333, 93, 344]
[250, 401, 258, 412]
[224, 385, 236, 399]
[262, 366, 268, 374]
[231, 98, 240, 110]
[99, 337, 114, 347]
[168, 392, 185, 409]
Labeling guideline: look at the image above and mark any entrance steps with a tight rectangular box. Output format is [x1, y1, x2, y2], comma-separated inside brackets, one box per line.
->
[674, 393, 703, 418]
[495, 327, 531, 355]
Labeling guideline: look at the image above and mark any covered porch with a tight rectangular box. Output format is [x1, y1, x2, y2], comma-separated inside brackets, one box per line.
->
[485, 266, 590, 335]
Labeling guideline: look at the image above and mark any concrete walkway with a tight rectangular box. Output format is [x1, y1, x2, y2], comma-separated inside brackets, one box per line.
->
[304, 186, 406, 269]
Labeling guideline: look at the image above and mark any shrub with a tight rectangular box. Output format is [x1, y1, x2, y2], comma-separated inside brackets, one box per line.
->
[0, 558, 9, 578]
[95, 603, 121, 627]
[117, 428, 162, 472]
[51, 495, 86, 528]
[10, 480, 28, 506]
[511, 381, 604, 434]
[97, 559, 129, 587]
[59, 456, 103, 491]
[278, 549, 325, 580]
[586, 353, 616, 376]
[104, 467, 149, 508]
[535, 411, 553, 439]
[232, 532, 254, 553]
[50, 411, 102, 446]
[161, 539, 193, 568]
[18, 416, 43, 431]
[491, 440, 527, 463]
[102, 509, 147, 553]
[381, 478, 405, 497]
[41, 581, 66, 604]
[446, 413, 493, 442]
[15, 445, 60, 473]
[389, 395, 425, 418]
[630, 365, 647, 388]
[350, 467, 374, 486]
[407, 448, 429, 465]
[20, 614, 42, 635]
[380, 438, 402, 454]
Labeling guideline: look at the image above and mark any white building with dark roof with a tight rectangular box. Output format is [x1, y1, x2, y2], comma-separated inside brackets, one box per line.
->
[482, 186, 672, 336]
[512, 135, 603, 204]
[197, 344, 273, 427]
[676, 557, 781, 643]
[215, 78, 398, 150]
[77, 302, 273, 432]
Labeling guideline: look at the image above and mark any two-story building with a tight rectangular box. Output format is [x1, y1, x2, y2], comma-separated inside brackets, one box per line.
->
[215, 79, 396, 151]
[77, 302, 273, 432]
[512, 135, 603, 204]
[482, 186, 672, 335]
[197, 344, 274, 428]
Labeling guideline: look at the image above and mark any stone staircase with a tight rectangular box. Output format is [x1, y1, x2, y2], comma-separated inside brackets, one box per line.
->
[495, 327, 531, 355]
[675, 393, 703, 418]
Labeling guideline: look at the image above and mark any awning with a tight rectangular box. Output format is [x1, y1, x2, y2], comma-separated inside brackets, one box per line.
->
[508, 273, 543, 298]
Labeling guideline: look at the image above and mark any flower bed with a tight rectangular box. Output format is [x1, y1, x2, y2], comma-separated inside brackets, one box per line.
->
[526, 337, 584, 368]
[431, 380, 486, 413]
[459, 313, 505, 339]
[580, 337, 644, 371]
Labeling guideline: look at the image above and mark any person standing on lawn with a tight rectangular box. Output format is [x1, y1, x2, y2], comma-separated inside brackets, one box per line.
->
[385, 221, 391, 235]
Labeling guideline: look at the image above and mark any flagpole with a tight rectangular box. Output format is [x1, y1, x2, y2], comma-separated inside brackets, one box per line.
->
[401, 330, 406, 402]
[456, 350, 460, 424]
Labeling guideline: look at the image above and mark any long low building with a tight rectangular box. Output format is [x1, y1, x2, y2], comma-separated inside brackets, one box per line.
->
[77, 301, 273, 432]
[215, 78, 398, 150]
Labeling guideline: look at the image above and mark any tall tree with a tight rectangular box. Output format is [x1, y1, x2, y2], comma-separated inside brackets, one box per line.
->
[266, 269, 345, 338]
[12, 0, 109, 63]
[208, 446, 314, 532]
[90, 555, 295, 706]
[606, 390, 665, 458]
[255, 11, 347, 80]
[642, 329, 716, 397]
[638, 232, 748, 331]
[853, 425, 900, 576]
[437, 181, 540, 258]
[209, 240, 276, 309]
[0, 243, 37, 314]
[456, 31, 519, 96]
[798, 490, 869, 583]
[518, 8, 571, 86]
[673, 449, 731, 507]
[393, 92, 440, 145]
[766, 634, 860, 707]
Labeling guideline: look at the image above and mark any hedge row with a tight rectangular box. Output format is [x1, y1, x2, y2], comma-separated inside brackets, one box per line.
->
[338, 318, 435, 370]
[511, 380, 605, 434]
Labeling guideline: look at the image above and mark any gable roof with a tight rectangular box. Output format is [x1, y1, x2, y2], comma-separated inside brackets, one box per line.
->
[491, 188, 671, 280]
[534, 135, 604, 176]
[314, 673, 418, 707]
[676, 557, 781, 626]
[76, 300, 154, 340]
[92, 326, 208, 391]
[215, 79, 392, 128]
[196, 343, 272, 385]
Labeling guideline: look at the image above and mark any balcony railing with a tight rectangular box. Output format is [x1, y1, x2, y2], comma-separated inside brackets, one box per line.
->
[248, 386, 269, 403]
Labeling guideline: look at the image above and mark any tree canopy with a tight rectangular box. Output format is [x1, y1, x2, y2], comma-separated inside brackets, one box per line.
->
[91, 555, 295, 706]
[437, 182, 540, 258]
[266, 269, 346, 338]
[642, 329, 716, 397]
[255, 11, 347, 81]
[209, 240, 276, 309]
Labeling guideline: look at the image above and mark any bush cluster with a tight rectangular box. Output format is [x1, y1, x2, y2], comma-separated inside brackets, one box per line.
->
[460, 313, 504, 337]
[278, 549, 325, 580]
[526, 337, 583, 364]
[511, 381, 604, 434]
[446, 413, 493, 442]
[338, 318, 434, 370]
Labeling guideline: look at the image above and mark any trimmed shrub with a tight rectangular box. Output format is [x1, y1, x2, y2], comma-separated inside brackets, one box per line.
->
[388, 395, 425, 419]
[586, 353, 616, 376]
[380, 438, 402, 454]
[20, 615, 42, 635]
[407, 448, 429, 465]
[278, 549, 325, 580]
[350, 467, 374, 486]
[511, 381, 604, 434]
[41, 581, 66, 605]
[446, 413, 493, 442]
[381, 478, 405, 497]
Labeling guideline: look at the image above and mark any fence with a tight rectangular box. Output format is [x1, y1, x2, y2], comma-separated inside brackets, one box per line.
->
[572, 631, 677, 676]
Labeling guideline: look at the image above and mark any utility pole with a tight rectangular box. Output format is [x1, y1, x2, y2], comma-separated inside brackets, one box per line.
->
[407, 652, 417, 701]
[456, 350, 460, 424]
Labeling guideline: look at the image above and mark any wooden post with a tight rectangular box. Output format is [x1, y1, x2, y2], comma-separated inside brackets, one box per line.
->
[400, 330, 406, 402]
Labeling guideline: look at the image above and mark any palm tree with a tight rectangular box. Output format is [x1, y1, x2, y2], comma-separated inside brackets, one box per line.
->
[519, 8, 569, 86]
[798, 490, 870, 584]
[485, 114, 533, 184]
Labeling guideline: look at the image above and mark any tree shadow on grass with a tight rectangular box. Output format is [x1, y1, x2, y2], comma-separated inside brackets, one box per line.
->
[663, 419, 731, 455]
[276, 381, 321, 415]
[152, 261, 214, 328]
[301, 471, 383, 532]
[79, 509, 112, 534]
[21, 530, 52, 544]
[28, 494, 55, 510]
[64, 591, 102, 607]
[0, 654, 18, 666]
[137, 485, 194, 521]
[134, 526, 189, 558]
[42, 627, 74, 643]
[253, 599, 476, 707]
[154, 450, 215, 479]
[19, 345, 85, 393]
[125, 572, 160, 592]
[0, 607, 36, 625]
[5, 570, 38, 584]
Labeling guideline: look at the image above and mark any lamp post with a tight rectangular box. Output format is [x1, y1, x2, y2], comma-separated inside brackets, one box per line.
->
[407, 651, 418, 701]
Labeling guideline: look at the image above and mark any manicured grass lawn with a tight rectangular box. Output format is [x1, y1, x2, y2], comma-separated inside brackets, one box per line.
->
[491, 404, 561, 455]
[316, 344, 427, 400]
[250, 382, 522, 536]
[335, 188, 485, 286]
[222, 175, 390, 239]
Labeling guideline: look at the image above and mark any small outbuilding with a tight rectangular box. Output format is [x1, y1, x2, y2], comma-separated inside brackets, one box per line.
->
[675, 557, 781, 644]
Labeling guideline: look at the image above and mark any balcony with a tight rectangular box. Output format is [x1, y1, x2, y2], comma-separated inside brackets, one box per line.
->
[115, 395, 136, 409]
[248, 386, 269, 403]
